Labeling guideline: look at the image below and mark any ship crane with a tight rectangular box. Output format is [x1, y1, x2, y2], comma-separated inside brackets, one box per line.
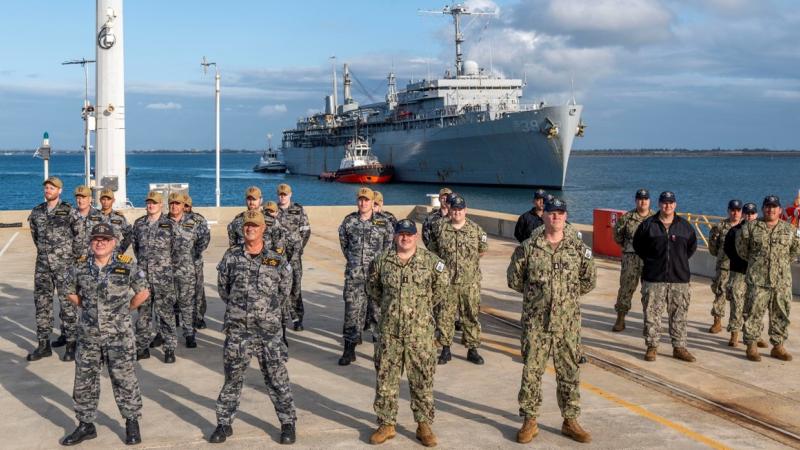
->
[419, 4, 496, 77]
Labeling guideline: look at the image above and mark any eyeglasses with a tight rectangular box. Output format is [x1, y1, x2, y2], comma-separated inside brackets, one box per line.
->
[91, 237, 112, 243]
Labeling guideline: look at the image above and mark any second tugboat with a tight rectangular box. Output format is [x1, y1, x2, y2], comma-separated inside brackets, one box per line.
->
[253, 134, 287, 173]
[319, 136, 393, 184]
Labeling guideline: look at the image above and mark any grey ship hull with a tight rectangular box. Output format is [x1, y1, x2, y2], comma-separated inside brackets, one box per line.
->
[283, 105, 582, 188]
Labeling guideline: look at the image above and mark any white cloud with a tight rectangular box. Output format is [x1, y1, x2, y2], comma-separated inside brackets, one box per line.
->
[259, 104, 288, 116]
[145, 102, 182, 110]
[764, 89, 800, 101]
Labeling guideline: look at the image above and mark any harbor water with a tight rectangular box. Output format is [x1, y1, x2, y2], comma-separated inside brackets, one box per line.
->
[1, 152, 797, 223]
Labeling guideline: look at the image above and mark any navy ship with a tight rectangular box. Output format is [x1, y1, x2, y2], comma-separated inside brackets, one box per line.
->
[281, 4, 585, 188]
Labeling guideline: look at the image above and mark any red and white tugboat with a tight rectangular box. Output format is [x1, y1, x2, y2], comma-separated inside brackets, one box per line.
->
[319, 137, 393, 184]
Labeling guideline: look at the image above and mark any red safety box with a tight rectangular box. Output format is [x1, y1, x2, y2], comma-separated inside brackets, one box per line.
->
[593, 208, 626, 258]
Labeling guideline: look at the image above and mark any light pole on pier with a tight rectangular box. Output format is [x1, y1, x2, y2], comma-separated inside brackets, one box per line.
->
[201, 56, 221, 207]
[62, 58, 96, 188]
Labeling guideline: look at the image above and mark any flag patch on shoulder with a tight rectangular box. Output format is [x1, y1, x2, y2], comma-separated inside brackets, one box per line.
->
[435, 261, 445, 272]
[584, 248, 592, 259]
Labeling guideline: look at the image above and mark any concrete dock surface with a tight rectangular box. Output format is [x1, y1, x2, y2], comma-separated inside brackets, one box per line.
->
[0, 205, 798, 449]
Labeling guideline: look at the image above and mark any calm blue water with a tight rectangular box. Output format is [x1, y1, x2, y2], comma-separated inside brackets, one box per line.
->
[1, 152, 797, 224]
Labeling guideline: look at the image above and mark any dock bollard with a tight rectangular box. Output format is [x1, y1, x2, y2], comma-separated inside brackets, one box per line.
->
[427, 194, 440, 207]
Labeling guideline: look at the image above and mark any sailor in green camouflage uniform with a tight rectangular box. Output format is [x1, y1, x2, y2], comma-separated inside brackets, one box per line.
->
[276, 183, 311, 331]
[737, 195, 800, 362]
[27, 176, 80, 362]
[707, 199, 743, 334]
[429, 195, 488, 365]
[421, 187, 452, 250]
[366, 219, 448, 447]
[98, 188, 132, 253]
[507, 198, 596, 444]
[209, 210, 296, 445]
[337, 187, 394, 366]
[723, 202, 759, 348]
[611, 189, 653, 332]
[60, 223, 150, 446]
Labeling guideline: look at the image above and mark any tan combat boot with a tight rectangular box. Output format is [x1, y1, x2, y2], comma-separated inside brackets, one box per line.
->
[644, 346, 657, 361]
[516, 417, 539, 443]
[611, 312, 626, 332]
[672, 347, 696, 362]
[561, 418, 591, 443]
[708, 316, 722, 334]
[770, 344, 793, 361]
[415, 422, 437, 447]
[745, 343, 761, 362]
[757, 339, 768, 348]
[369, 424, 396, 444]
[728, 331, 739, 348]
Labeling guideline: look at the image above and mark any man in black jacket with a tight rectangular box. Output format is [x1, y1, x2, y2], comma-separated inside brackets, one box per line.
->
[723, 202, 762, 348]
[633, 191, 698, 363]
[514, 189, 547, 243]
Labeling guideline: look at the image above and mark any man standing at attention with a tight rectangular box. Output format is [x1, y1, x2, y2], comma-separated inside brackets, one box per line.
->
[98, 188, 132, 253]
[707, 199, 743, 334]
[611, 189, 654, 332]
[422, 188, 452, 249]
[633, 191, 698, 363]
[276, 184, 311, 332]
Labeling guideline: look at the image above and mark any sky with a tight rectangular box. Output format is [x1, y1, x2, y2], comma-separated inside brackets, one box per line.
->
[0, 0, 798, 151]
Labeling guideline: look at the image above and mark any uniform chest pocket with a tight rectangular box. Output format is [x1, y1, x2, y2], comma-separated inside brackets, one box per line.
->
[107, 274, 131, 297]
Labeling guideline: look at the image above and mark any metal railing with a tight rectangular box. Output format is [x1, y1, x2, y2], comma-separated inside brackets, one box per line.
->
[677, 212, 725, 247]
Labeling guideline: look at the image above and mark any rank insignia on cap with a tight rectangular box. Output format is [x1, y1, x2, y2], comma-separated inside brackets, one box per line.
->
[584, 248, 593, 259]
[435, 261, 445, 272]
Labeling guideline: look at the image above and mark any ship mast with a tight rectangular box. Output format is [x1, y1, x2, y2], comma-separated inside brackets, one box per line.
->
[419, 4, 495, 77]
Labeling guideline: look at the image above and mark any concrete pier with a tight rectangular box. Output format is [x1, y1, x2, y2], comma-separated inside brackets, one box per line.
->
[0, 205, 797, 448]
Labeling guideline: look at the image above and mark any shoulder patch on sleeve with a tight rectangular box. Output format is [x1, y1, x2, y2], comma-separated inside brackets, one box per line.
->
[117, 254, 133, 263]
[435, 260, 445, 272]
[480, 233, 487, 243]
[584, 248, 593, 260]
[576, 231, 583, 240]
[275, 247, 285, 254]
[77, 255, 87, 263]
[796, 229, 800, 238]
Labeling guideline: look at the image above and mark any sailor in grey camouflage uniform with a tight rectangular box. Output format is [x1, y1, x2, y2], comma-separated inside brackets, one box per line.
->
[337, 187, 394, 366]
[421, 188, 452, 250]
[276, 183, 311, 331]
[263, 200, 289, 255]
[373, 191, 398, 228]
[210, 209, 296, 445]
[61, 223, 150, 446]
[184, 194, 211, 329]
[507, 198, 596, 444]
[71, 185, 105, 258]
[706, 199, 742, 334]
[228, 186, 265, 246]
[98, 188, 132, 253]
[131, 190, 178, 363]
[168, 192, 207, 348]
[27, 176, 80, 362]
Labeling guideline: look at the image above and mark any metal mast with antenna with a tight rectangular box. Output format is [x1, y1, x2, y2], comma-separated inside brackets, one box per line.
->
[62, 58, 96, 188]
[201, 56, 221, 207]
[419, 4, 495, 77]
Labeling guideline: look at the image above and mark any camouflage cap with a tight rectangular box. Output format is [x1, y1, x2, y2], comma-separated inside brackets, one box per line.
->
[395, 219, 417, 235]
[245, 186, 262, 199]
[762, 195, 780, 208]
[99, 188, 115, 200]
[264, 201, 278, 213]
[184, 194, 193, 206]
[277, 183, 292, 195]
[659, 191, 676, 203]
[146, 190, 163, 204]
[73, 185, 91, 197]
[727, 199, 742, 210]
[742, 202, 758, 214]
[533, 189, 547, 200]
[168, 192, 185, 204]
[90, 223, 115, 239]
[43, 176, 63, 189]
[243, 210, 265, 226]
[635, 189, 650, 200]
[544, 198, 567, 212]
[373, 191, 384, 204]
[357, 187, 375, 200]
[439, 187, 453, 196]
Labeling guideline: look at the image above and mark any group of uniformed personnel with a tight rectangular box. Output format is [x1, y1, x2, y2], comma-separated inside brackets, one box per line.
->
[23, 176, 799, 447]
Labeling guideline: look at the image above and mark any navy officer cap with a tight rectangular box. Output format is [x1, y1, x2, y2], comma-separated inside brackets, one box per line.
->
[90, 223, 115, 239]
[635, 189, 650, 200]
[728, 199, 743, 210]
[533, 189, 547, 200]
[394, 219, 417, 235]
[762, 195, 780, 207]
[742, 202, 757, 214]
[449, 195, 466, 209]
[544, 193, 555, 204]
[659, 191, 676, 203]
[544, 198, 567, 212]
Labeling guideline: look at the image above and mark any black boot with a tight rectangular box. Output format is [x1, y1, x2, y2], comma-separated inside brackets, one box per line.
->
[52, 334, 68, 348]
[454, 320, 462, 332]
[209, 424, 233, 443]
[149, 334, 163, 348]
[164, 349, 176, 364]
[27, 339, 52, 361]
[579, 355, 588, 364]
[185, 335, 197, 348]
[293, 320, 304, 332]
[338, 342, 356, 366]
[437, 346, 452, 365]
[61, 422, 97, 446]
[282, 325, 289, 346]
[195, 318, 207, 330]
[280, 422, 296, 445]
[62, 342, 76, 362]
[467, 348, 485, 365]
[125, 419, 141, 445]
[136, 348, 150, 361]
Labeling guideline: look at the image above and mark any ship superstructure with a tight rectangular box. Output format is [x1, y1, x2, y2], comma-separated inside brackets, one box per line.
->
[281, 4, 584, 188]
